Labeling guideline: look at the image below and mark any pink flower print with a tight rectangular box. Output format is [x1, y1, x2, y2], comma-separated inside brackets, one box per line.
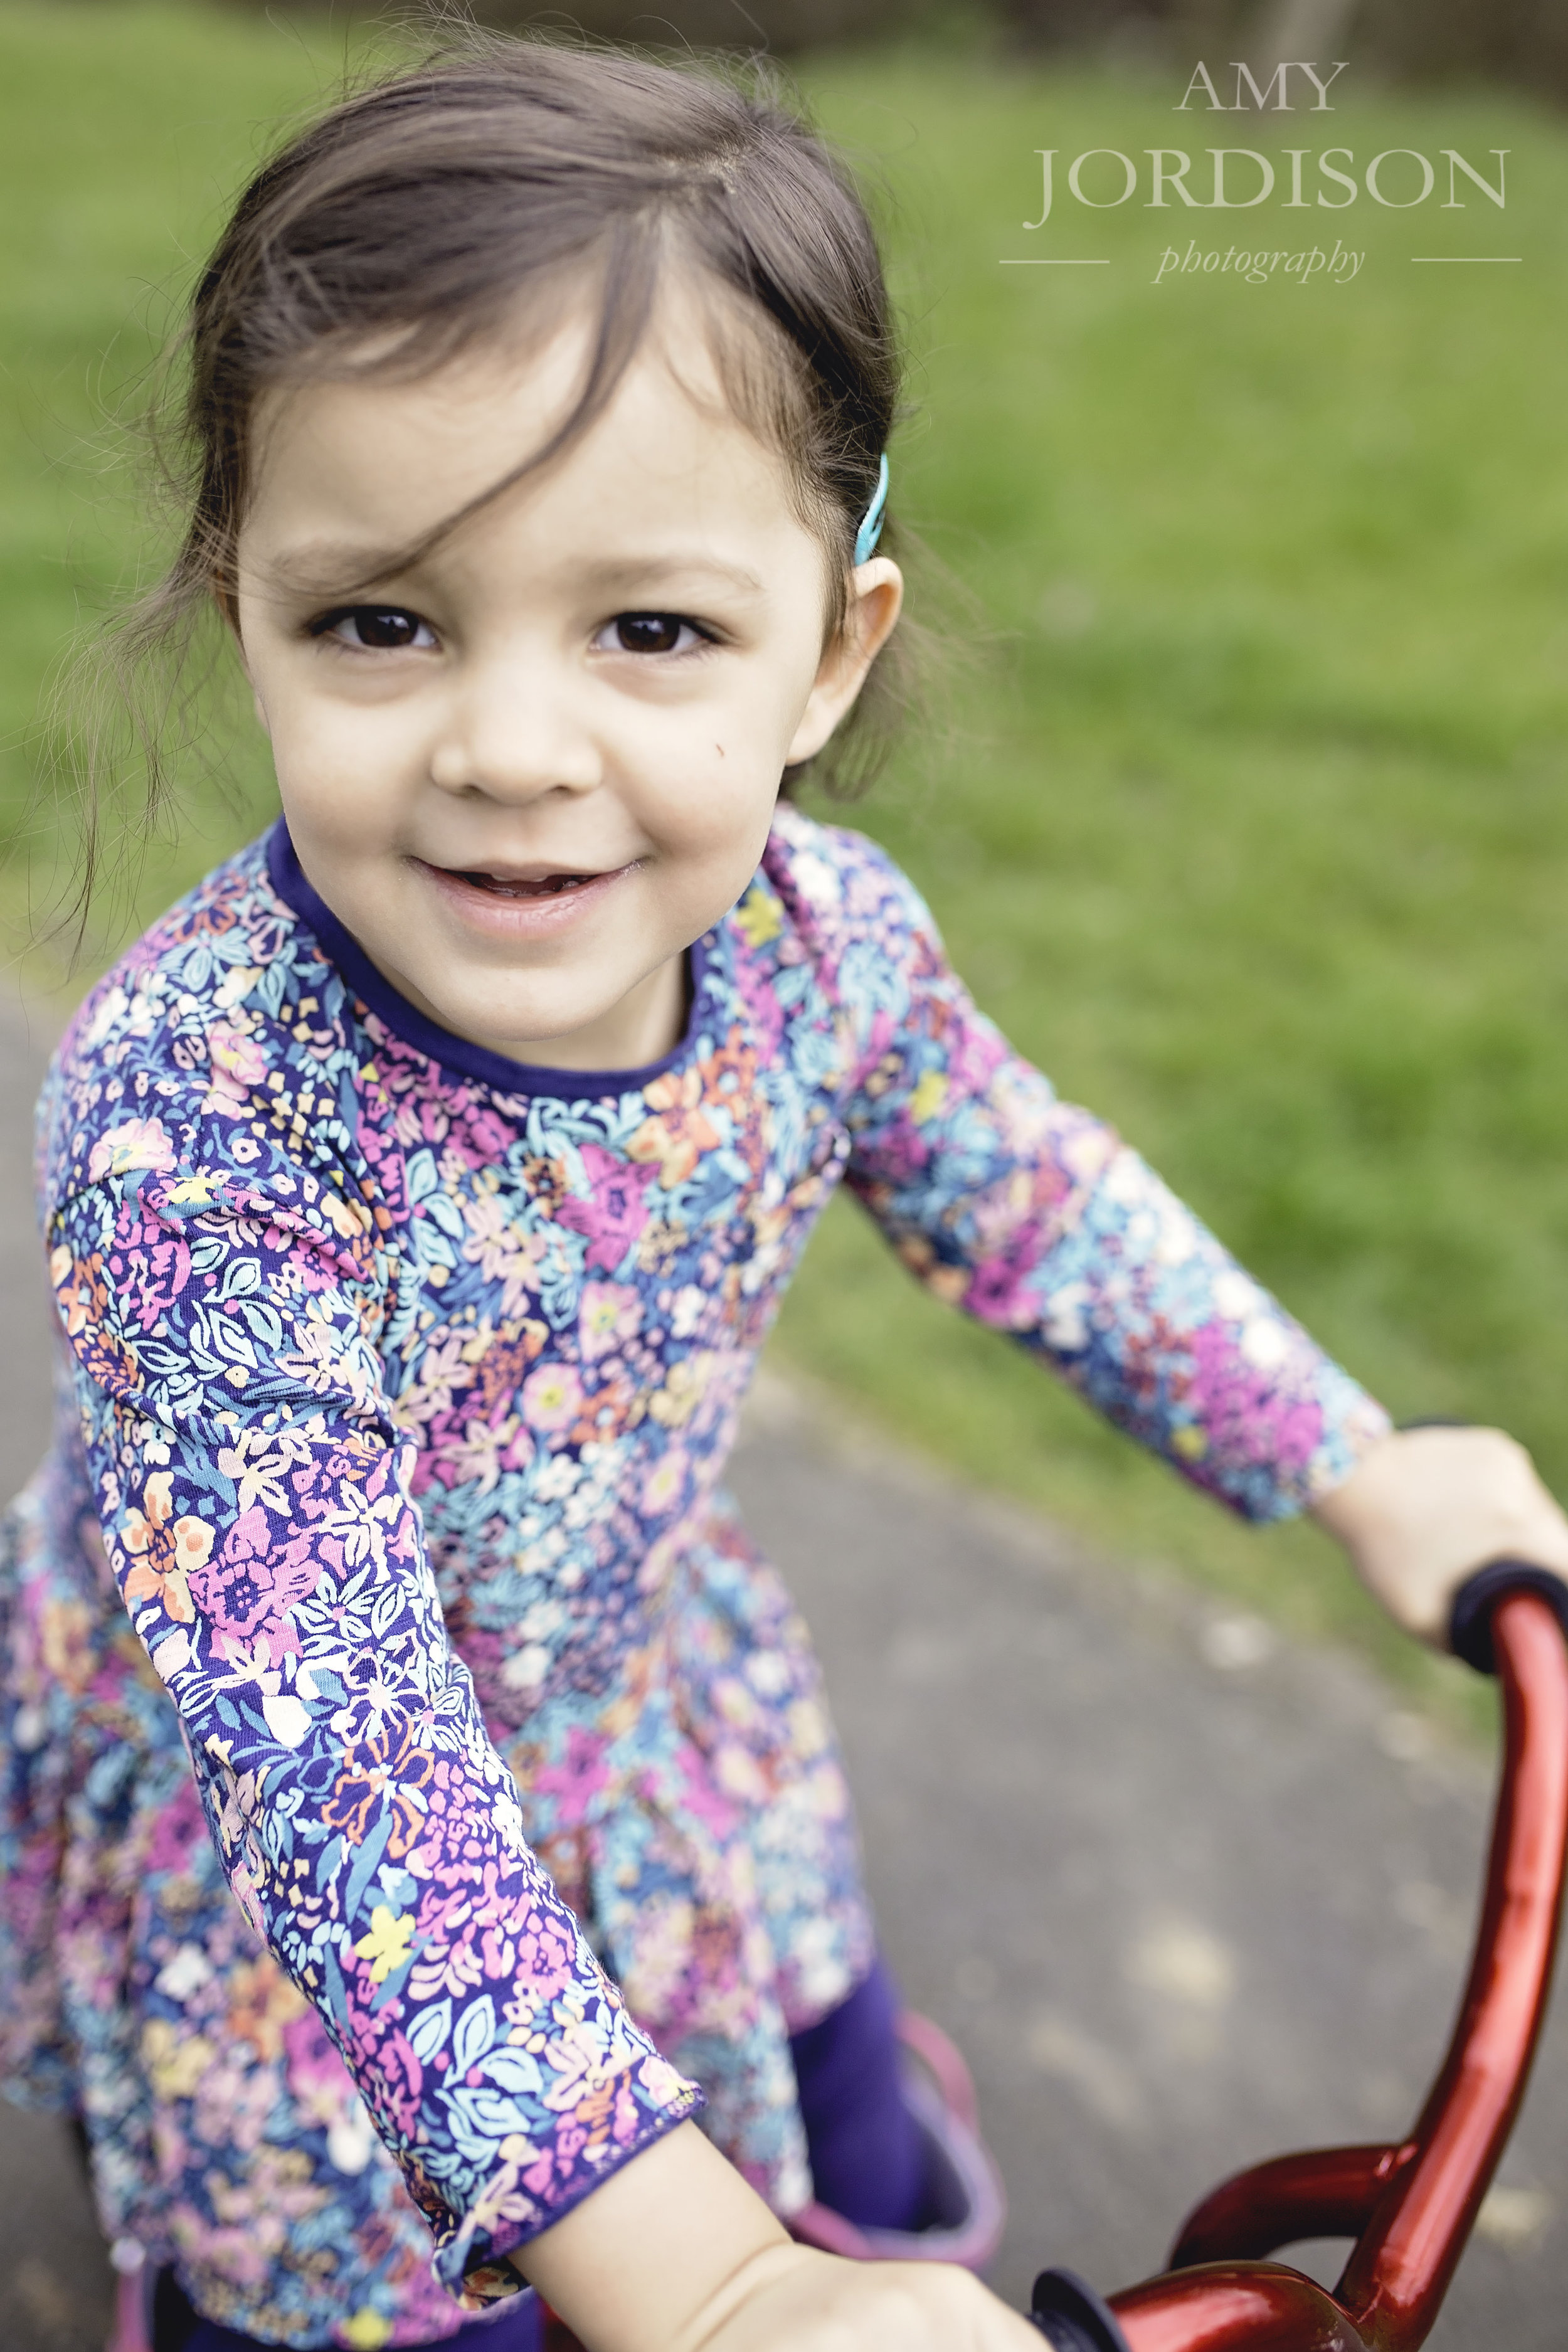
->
[464, 1105, 514, 1162]
[186, 1505, 321, 1659]
[360, 2024, 424, 2141]
[112, 1205, 193, 1332]
[146, 1777, 209, 1879]
[1186, 1320, 1323, 1480]
[120, 1473, 213, 1625]
[527, 1726, 617, 1820]
[282, 2008, 352, 2124]
[556, 1146, 655, 1273]
[579, 1281, 642, 1362]
[522, 1361, 583, 1434]
[203, 1020, 268, 1117]
[733, 943, 785, 1054]
[964, 1238, 1041, 1330]
[88, 1116, 176, 1184]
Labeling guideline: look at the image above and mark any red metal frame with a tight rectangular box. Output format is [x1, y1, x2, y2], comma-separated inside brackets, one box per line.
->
[1094, 1589, 1568, 2352]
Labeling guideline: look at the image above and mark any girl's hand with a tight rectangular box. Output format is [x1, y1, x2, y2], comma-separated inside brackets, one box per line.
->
[1311, 1424, 1568, 1646]
[515, 2119, 1040, 2352]
[671, 2240, 1044, 2352]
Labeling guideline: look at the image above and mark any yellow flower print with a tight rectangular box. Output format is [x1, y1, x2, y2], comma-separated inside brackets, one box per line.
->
[121, 1473, 213, 1625]
[323, 1189, 374, 1242]
[648, 1354, 712, 1430]
[354, 1905, 415, 1984]
[164, 1170, 224, 1208]
[909, 1069, 948, 1126]
[734, 883, 783, 949]
[339, 2310, 393, 2349]
[142, 2018, 215, 2102]
[41, 1596, 95, 1697]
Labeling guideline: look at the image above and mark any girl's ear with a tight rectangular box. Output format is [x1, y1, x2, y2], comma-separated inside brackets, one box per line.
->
[785, 557, 903, 767]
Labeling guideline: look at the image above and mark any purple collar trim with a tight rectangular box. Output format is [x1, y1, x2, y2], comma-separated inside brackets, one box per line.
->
[264, 820, 711, 1101]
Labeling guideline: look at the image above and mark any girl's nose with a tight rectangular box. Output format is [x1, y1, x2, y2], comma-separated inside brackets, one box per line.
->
[428, 644, 601, 803]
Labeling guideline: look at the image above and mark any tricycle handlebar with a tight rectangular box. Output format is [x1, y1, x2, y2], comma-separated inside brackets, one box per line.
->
[1030, 1565, 1568, 2352]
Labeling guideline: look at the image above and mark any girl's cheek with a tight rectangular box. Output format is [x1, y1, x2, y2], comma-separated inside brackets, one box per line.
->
[292, 705, 425, 790]
[647, 763, 773, 855]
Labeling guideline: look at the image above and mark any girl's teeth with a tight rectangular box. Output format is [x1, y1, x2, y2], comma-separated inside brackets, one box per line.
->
[467, 871, 586, 898]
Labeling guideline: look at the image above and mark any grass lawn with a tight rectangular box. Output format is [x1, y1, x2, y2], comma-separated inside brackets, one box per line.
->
[4, 3, 1568, 1724]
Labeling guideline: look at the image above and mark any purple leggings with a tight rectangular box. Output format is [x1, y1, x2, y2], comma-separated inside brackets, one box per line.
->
[154, 1959, 923, 2352]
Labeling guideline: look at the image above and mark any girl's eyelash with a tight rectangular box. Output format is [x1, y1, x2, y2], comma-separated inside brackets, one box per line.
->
[304, 608, 721, 655]
[599, 612, 721, 658]
[307, 605, 435, 651]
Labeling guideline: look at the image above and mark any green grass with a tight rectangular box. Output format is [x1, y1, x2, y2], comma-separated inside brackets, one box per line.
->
[5, 6, 1568, 1725]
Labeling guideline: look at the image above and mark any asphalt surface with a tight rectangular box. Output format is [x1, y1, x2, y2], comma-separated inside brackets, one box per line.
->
[0, 1000, 1562, 2349]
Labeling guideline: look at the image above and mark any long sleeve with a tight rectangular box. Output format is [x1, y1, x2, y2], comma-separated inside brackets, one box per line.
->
[46, 1140, 699, 2295]
[780, 832, 1391, 1521]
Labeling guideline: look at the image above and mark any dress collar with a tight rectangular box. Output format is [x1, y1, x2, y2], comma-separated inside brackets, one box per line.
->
[265, 819, 711, 1101]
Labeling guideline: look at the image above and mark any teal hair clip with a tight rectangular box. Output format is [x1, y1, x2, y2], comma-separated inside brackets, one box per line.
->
[854, 453, 889, 566]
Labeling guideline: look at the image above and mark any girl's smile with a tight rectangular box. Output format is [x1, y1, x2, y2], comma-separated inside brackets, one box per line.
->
[419, 854, 639, 938]
[234, 290, 901, 1074]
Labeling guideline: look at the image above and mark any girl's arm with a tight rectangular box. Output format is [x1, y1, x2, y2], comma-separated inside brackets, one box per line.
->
[805, 829, 1568, 1630]
[48, 1162, 699, 2301]
[515, 2120, 1042, 2352]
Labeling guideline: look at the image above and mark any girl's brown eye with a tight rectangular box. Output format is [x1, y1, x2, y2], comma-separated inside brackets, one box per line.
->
[613, 613, 691, 655]
[324, 607, 434, 650]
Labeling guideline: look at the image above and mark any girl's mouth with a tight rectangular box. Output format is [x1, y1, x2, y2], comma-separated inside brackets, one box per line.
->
[415, 857, 634, 936]
[447, 868, 600, 899]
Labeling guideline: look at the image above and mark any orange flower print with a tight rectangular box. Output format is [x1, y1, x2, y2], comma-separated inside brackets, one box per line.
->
[322, 1719, 436, 1857]
[628, 1069, 722, 1189]
[228, 1954, 309, 2064]
[50, 1246, 107, 1342]
[121, 1472, 213, 1625]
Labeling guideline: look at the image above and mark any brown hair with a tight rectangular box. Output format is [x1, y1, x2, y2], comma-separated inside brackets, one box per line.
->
[84, 27, 911, 913]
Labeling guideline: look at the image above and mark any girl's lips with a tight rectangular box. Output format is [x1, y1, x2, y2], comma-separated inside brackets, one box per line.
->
[415, 857, 635, 938]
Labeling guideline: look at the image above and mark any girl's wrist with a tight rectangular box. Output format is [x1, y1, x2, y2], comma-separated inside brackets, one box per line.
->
[1310, 1424, 1568, 1645]
[507, 2121, 789, 2352]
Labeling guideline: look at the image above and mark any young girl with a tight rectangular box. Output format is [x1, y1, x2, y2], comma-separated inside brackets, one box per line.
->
[3, 34, 1566, 2352]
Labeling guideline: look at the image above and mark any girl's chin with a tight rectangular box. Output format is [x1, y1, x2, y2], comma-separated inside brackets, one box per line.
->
[414, 857, 635, 941]
[400, 967, 642, 1066]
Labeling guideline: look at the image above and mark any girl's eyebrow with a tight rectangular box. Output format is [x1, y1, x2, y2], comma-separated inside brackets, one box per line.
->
[574, 554, 765, 598]
[263, 538, 414, 598]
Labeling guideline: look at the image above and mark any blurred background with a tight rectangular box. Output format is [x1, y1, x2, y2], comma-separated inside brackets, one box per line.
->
[3, 0, 1568, 2343]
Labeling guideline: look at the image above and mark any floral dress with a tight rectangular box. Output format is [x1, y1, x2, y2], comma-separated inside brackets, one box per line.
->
[0, 806, 1389, 2346]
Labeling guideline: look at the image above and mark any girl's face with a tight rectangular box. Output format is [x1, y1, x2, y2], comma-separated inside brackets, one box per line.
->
[234, 293, 901, 1071]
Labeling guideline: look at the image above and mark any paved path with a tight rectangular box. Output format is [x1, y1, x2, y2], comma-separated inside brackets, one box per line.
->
[0, 1003, 1562, 2348]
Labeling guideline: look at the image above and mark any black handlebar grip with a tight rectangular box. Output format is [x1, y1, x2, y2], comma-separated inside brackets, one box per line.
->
[1449, 1559, 1568, 1676]
[1029, 2269, 1133, 2352]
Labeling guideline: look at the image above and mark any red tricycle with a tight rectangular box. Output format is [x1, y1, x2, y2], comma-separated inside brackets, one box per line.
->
[1025, 1560, 1568, 2352]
